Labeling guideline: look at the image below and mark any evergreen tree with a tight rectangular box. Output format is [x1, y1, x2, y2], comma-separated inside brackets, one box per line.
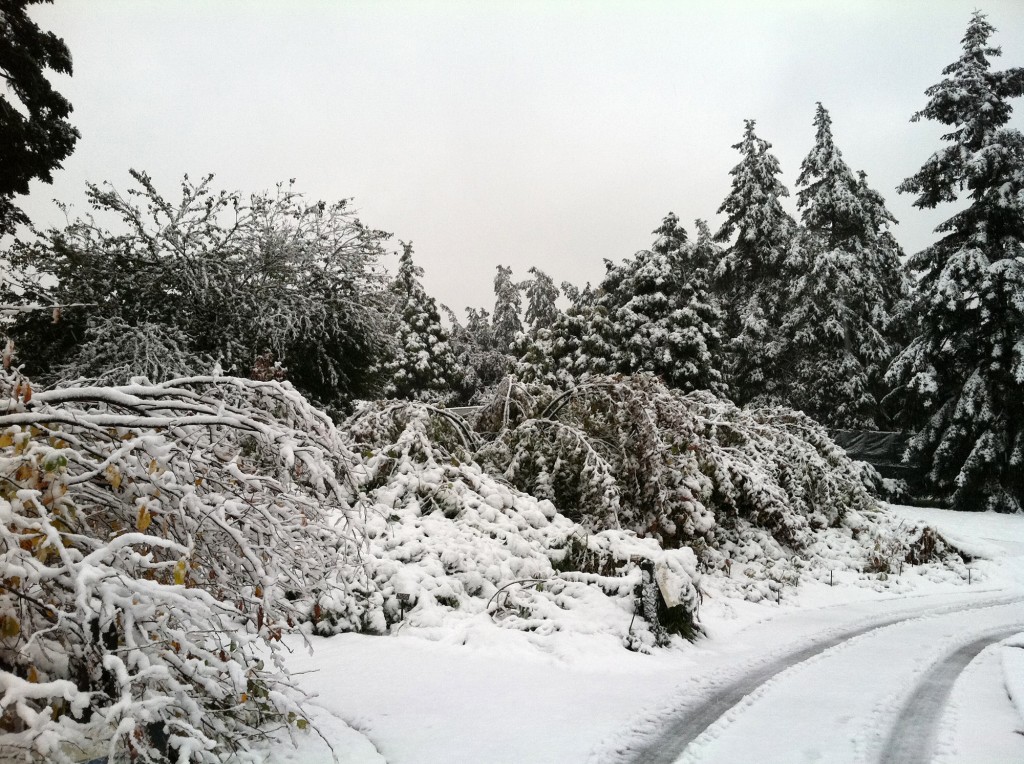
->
[561, 280, 595, 310]
[714, 120, 796, 405]
[523, 266, 561, 330]
[0, 0, 80, 235]
[492, 264, 524, 353]
[651, 211, 688, 255]
[690, 218, 724, 296]
[889, 12, 1024, 511]
[786, 104, 909, 428]
[515, 297, 617, 389]
[597, 216, 728, 396]
[381, 243, 462, 403]
[443, 305, 510, 403]
[518, 216, 727, 396]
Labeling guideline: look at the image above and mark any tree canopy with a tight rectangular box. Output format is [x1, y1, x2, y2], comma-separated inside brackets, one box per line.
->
[889, 11, 1024, 511]
[1, 172, 392, 407]
[0, 0, 80, 235]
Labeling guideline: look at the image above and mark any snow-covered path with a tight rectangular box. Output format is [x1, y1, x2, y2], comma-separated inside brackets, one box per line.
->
[881, 625, 1023, 764]
[624, 594, 1024, 764]
[669, 600, 1024, 764]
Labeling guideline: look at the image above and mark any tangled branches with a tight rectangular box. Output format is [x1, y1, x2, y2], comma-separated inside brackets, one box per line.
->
[0, 372, 363, 762]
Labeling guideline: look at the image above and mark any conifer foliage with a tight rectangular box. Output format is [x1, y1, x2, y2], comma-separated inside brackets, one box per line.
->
[714, 120, 796, 406]
[443, 306, 511, 403]
[518, 215, 726, 395]
[522, 267, 561, 330]
[492, 265, 524, 354]
[890, 12, 1024, 511]
[0, 0, 80, 235]
[380, 243, 462, 404]
[597, 214, 728, 396]
[786, 103, 908, 429]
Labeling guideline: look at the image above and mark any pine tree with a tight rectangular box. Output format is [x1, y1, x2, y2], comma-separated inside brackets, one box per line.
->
[597, 215, 727, 395]
[518, 216, 727, 396]
[786, 104, 909, 428]
[381, 243, 462, 403]
[0, 0, 80, 235]
[714, 120, 796, 405]
[492, 265, 524, 353]
[523, 266, 561, 330]
[444, 305, 510, 403]
[651, 211, 688, 255]
[889, 12, 1024, 511]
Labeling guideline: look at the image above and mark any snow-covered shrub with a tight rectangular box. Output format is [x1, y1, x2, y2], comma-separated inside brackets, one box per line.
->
[339, 400, 703, 649]
[0, 371, 363, 762]
[2, 172, 393, 406]
[476, 375, 875, 556]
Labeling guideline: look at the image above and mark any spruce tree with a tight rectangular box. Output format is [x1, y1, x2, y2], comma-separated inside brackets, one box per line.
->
[492, 264, 524, 353]
[381, 243, 462, 403]
[518, 216, 727, 396]
[787, 103, 908, 428]
[445, 305, 510, 403]
[523, 266, 561, 330]
[889, 12, 1024, 511]
[714, 120, 796, 405]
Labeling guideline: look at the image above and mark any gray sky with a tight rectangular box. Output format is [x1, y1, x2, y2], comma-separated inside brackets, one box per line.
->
[20, 0, 1024, 315]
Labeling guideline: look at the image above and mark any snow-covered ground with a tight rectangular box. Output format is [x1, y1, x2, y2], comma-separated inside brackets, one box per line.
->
[271, 505, 1024, 764]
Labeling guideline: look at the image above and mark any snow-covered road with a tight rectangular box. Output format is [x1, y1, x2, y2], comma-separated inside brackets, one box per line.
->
[664, 599, 1024, 764]
[626, 594, 1024, 764]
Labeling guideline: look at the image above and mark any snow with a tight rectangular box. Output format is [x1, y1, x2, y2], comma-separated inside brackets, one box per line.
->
[270, 505, 1024, 763]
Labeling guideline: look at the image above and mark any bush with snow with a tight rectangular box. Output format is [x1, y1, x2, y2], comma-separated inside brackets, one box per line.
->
[338, 399, 704, 648]
[0, 370, 364, 762]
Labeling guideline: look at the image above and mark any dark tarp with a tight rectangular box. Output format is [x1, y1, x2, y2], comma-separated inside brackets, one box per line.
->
[831, 430, 923, 483]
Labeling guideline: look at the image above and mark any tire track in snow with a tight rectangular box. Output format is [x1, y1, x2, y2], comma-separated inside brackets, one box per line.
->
[880, 626, 1024, 764]
[624, 593, 1024, 764]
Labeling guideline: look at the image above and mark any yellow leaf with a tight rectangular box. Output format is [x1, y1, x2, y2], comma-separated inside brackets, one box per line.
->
[240, 692, 248, 704]
[136, 506, 152, 532]
[148, 458, 159, 475]
[15, 463, 33, 482]
[27, 666, 38, 683]
[0, 432, 14, 448]
[105, 465, 122, 490]
[0, 615, 20, 638]
[173, 559, 187, 586]
[254, 585, 263, 598]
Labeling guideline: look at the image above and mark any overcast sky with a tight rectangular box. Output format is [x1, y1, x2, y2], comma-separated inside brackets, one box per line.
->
[20, 0, 1024, 315]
